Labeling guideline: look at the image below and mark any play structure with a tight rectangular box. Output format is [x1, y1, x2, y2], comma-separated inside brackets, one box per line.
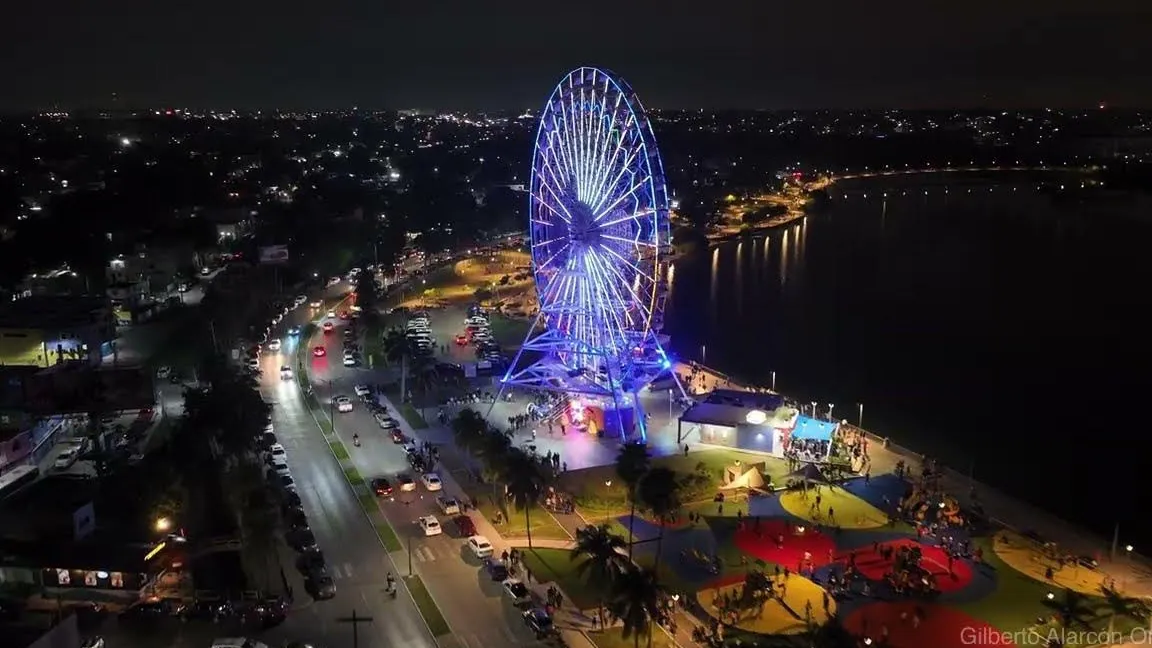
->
[719, 462, 775, 496]
[697, 573, 835, 635]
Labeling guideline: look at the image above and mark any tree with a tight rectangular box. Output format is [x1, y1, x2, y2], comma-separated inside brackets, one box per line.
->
[615, 442, 651, 558]
[451, 408, 489, 455]
[1101, 585, 1149, 635]
[571, 524, 629, 627]
[503, 448, 547, 549]
[182, 351, 271, 464]
[355, 269, 379, 327]
[477, 429, 512, 504]
[607, 565, 665, 648]
[1042, 588, 1095, 631]
[637, 466, 683, 575]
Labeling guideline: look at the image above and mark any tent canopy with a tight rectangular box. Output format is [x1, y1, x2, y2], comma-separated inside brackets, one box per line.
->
[792, 415, 838, 440]
[721, 463, 770, 491]
[788, 463, 829, 483]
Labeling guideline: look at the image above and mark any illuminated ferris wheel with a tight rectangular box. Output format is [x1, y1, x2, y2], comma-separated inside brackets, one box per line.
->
[498, 67, 676, 438]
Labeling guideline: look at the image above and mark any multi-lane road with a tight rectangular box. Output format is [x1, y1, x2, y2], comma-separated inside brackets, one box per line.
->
[258, 289, 547, 648]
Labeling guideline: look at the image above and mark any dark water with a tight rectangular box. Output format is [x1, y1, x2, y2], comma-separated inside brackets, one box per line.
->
[666, 178, 1152, 544]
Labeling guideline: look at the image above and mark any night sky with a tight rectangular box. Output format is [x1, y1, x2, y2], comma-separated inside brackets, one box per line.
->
[4, 0, 1150, 111]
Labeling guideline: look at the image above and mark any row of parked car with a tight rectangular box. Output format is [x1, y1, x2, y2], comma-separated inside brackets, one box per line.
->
[260, 426, 336, 601]
[453, 305, 507, 370]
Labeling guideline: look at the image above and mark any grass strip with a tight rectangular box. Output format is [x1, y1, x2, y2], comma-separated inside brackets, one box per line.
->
[343, 466, 364, 486]
[403, 575, 451, 637]
[398, 403, 429, 429]
[330, 441, 349, 460]
[375, 523, 402, 552]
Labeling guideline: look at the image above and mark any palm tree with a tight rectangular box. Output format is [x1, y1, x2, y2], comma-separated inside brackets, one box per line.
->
[1101, 585, 1150, 635]
[615, 442, 651, 557]
[607, 565, 665, 648]
[381, 327, 411, 397]
[571, 524, 629, 627]
[503, 448, 546, 548]
[451, 408, 488, 454]
[477, 429, 512, 505]
[1042, 587, 1095, 630]
[637, 467, 682, 575]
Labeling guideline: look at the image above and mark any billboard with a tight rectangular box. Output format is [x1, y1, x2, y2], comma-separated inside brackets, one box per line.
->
[259, 245, 290, 265]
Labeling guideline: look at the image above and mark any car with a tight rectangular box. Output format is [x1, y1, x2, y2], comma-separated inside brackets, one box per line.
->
[436, 496, 460, 515]
[342, 353, 356, 367]
[467, 535, 494, 558]
[354, 384, 371, 397]
[310, 300, 322, 308]
[455, 515, 477, 536]
[288, 326, 301, 336]
[310, 575, 336, 600]
[267, 339, 282, 352]
[483, 558, 509, 581]
[375, 412, 397, 429]
[266, 443, 286, 462]
[54, 448, 80, 469]
[408, 453, 427, 473]
[272, 458, 291, 477]
[371, 478, 393, 496]
[156, 366, 172, 379]
[502, 578, 531, 603]
[284, 508, 309, 531]
[322, 321, 334, 333]
[390, 429, 406, 443]
[246, 358, 261, 371]
[280, 365, 293, 380]
[454, 334, 468, 345]
[287, 528, 317, 552]
[280, 474, 297, 491]
[339, 311, 349, 320]
[523, 608, 554, 636]
[398, 474, 416, 492]
[334, 396, 353, 412]
[421, 473, 443, 491]
[295, 295, 307, 305]
[326, 310, 336, 319]
[418, 515, 442, 536]
[312, 346, 326, 357]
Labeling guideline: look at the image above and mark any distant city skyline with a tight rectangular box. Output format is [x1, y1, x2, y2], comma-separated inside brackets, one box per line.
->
[4, 1, 1151, 111]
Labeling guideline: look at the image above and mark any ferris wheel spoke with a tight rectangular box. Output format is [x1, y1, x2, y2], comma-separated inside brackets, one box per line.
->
[535, 243, 571, 283]
[577, 87, 593, 199]
[540, 156, 573, 213]
[596, 208, 655, 230]
[595, 172, 652, 222]
[557, 91, 584, 198]
[584, 250, 639, 334]
[598, 243, 656, 286]
[602, 234, 655, 248]
[588, 108, 631, 210]
[586, 83, 611, 207]
[587, 248, 652, 320]
[591, 138, 641, 217]
[547, 128, 577, 189]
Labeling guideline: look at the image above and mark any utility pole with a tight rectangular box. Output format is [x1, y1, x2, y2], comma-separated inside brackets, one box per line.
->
[336, 609, 374, 648]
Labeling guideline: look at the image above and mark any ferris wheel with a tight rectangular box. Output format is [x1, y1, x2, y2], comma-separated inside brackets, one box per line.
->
[499, 67, 678, 433]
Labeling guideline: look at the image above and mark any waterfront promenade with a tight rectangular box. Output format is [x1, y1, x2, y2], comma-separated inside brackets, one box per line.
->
[672, 360, 1152, 599]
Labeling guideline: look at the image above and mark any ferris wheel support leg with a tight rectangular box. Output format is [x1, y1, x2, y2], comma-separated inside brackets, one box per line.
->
[631, 391, 648, 443]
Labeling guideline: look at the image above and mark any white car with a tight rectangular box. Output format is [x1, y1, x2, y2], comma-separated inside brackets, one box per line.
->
[280, 365, 293, 380]
[342, 353, 356, 367]
[310, 300, 322, 308]
[354, 384, 372, 397]
[267, 444, 286, 462]
[418, 515, 442, 536]
[156, 366, 172, 379]
[246, 358, 260, 371]
[335, 396, 354, 412]
[436, 496, 460, 515]
[295, 295, 307, 306]
[502, 578, 531, 603]
[375, 412, 397, 429]
[326, 310, 336, 319]
[272, 458, 291, 477]
[54, 448, 80, 469]
[267, 339, 281, 352]
[421, 473, 443, 492]
[467, 535, 494, 558]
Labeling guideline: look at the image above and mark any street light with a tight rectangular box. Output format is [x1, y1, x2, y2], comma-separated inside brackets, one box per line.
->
[827, 403, 835, 420]
[154, 517, 172, 533]
[605, 480, 614, 521]
[770, 371, 776, 391]
[857, 403, 864, 428]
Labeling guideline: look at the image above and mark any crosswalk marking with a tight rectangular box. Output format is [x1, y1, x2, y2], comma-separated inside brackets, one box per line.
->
[344, 562, 354, 578]
[417, 546, 436, 562]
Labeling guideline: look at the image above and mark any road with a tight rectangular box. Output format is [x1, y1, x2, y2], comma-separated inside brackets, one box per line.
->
[251, 293, 439, 648]
[301, 314, 549, 648]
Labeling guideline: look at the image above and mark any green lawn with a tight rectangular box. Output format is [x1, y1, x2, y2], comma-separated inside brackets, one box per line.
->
[375, 522, 402, 552]
[462, 485, 570, 541]
[330, 440, 349, 460]
[398, 402, 429, 429]
[559, 448, 791, 520]
[343, 466, 365, 486]
[403, 575, 451, 636]
[519, 548, 602, 609]
[590, 626, 678, 648]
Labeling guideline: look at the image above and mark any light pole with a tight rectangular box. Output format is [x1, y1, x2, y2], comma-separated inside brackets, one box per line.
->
[809, 401, 817, 417]
[857, 403, 863, 428]
[827, 403, 835, 421]
[668, 388, 673, 420]
[605, 480, 613, 522]
[770, 371, 776, 391]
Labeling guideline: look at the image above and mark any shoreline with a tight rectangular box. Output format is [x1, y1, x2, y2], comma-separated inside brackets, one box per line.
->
[674, 360, 1152, 593]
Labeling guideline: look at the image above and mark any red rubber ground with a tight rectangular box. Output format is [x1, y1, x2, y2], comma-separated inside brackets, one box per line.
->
[733, 518, 837, 570]
[844, 601, 1013, 648]
[844, 538, 974, 593]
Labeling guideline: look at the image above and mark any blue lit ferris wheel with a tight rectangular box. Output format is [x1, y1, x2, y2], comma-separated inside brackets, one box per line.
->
[498, 67, 678, 439]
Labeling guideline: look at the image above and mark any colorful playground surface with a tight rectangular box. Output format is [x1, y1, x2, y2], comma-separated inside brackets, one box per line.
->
[528, 465, 1150, 648]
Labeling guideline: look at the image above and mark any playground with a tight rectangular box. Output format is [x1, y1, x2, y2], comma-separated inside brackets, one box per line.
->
[696, 572, 835, 635]
[844, 601, 1010, 648]
[778, 486, 890, 529]
[993, 529, 1110, 596]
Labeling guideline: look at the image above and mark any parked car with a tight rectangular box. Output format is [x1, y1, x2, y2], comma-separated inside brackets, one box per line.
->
[467, 535, 494, 558]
